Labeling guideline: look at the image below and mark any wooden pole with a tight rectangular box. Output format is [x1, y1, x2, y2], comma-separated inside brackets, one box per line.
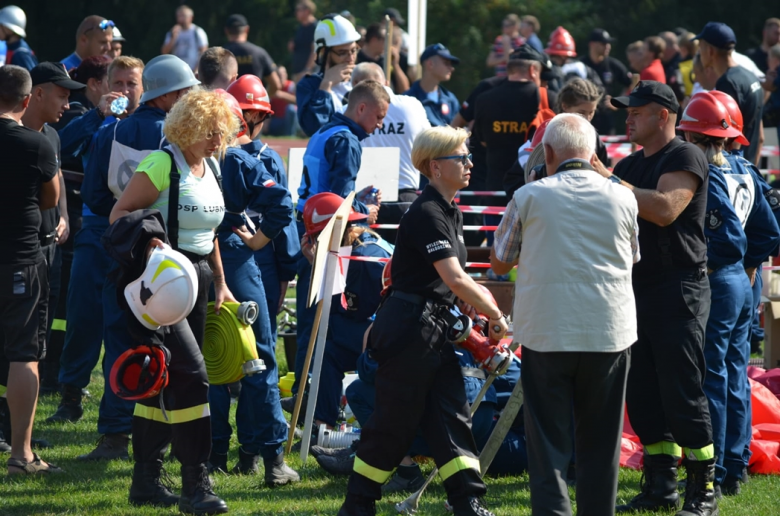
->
[383, 15, 393, 86]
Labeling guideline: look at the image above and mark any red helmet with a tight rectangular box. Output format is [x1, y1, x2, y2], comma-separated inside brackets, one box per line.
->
[226, 75, 274, 115]
[528, 119, 552, 151]
[677, 91, 743, 140]
[213, 89, 247, 138]
[380, 258, 392, 296]
[703, 90, 750, 146]
[546, 26, 576, 57]
[303, 192, 368, 236]
[110, 345, 170, 401]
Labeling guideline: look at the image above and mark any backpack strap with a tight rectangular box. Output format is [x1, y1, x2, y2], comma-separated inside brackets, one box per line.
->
[162, 148, 181, 250]
[205, 157, 223, 192]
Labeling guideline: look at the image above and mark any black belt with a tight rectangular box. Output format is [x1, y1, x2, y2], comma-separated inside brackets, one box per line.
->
[389, 290, 427, 306]
[461, 367, 486, 380]
[178, 249, 209, 264]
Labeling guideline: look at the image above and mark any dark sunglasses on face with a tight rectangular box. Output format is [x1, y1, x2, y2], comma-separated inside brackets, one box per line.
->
[433, 153, 472, 166]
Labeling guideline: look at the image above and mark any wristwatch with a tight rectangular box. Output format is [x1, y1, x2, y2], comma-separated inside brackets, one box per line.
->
[608, 175, 622, 185]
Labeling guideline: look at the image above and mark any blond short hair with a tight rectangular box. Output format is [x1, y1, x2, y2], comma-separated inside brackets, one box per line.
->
[412, 126, 470, 179]
[164, 89, 239, 160]
[108, 56, 144, 81]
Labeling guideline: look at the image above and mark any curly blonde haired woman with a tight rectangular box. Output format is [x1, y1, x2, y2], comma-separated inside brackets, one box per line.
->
[110, 88, 239, 515]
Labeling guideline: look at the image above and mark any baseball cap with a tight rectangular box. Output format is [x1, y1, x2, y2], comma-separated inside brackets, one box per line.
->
[509, 44, 552, 71]
[611, 80, 680, 113]
[420, 43, 460, 64]
[588, 28, 616, 44]
[225, 14, 249, 29]
[30, 62, 86, 90]
[692, 22, 736, 49]
[384, 8, 405, 25]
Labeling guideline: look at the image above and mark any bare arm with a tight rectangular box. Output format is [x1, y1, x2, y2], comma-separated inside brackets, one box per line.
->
[39, 174, 60, 210]
[451, 113, 468, 128]
[755, 121, 764, 168]
[109, 172, 161, 224]
[592, 156, 700, 227]
[56, 171, 70, 244]
[209, 238, 238, 312]
[161, 27, 179, 55]
[265, 71, 282, 97]
[433, 257, 508, 340]
[490, 248, 517, 276]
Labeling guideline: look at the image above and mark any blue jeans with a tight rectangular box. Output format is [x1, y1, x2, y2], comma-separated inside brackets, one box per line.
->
[97, 262, 136, 435]
[59, 216, 112, 388]
[209, 232, 287, 458]
[703, 263, 753, 483]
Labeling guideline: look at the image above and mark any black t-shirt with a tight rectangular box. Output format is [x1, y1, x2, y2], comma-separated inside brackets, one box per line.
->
[746, 47, 769, 73]
[224, 41, 277, 80]
[39, 125, 61, 243]
[0, 119, 58, 265]
[474, 81, 540, 190]
[292, 22, 317, 74]
[392, 185, 467, 304]
[716, 66, 763, 164]
[581, 55, 633, 134]
[613, 137, 709, 278]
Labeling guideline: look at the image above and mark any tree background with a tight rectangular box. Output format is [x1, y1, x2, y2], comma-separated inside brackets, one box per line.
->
[16, 0, 779, 100]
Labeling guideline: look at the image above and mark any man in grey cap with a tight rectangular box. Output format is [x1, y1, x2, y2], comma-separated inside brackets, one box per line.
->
[592, 81, 717, 516]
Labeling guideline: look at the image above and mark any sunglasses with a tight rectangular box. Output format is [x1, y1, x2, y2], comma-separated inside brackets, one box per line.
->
[433, 153, 472, 166]
[84, 20, 115, 35]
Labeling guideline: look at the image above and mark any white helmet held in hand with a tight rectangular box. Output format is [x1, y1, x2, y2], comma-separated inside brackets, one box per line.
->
[125, 244, 198, 330]
[314, 14, 361, 53]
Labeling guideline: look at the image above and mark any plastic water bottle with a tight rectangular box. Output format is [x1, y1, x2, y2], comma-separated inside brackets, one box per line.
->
[365, 187, 379, 205]
[110, 96, 128, 115]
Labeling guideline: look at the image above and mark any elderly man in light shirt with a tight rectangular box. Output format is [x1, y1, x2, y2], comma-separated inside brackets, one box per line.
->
[490, 113, 640, 516]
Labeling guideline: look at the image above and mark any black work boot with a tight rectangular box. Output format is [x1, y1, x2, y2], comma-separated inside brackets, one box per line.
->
[45, 384, 84, 423]
[129, 460, 180, 507]
[676, 458, 719, 516]
[263, 452, 300, 487]
[450, 497, 495, 516]
[280, 391, 307, 416]
[179, 463, 228, 515]
[77, 433, 130, 461]
[616, 454, 681, 512]
[337, 493, 376, 516]
[311, 439, 360, 459]
[231, 447, 259, 475]
[316, 448, 355, 476]
[206, 450, 228, 474]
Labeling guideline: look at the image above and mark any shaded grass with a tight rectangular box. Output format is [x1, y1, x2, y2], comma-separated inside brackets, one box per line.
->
[2, 339, 780, 515]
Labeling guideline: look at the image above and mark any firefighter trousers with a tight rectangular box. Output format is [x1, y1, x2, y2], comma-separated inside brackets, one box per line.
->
[347, 296, 486, 503]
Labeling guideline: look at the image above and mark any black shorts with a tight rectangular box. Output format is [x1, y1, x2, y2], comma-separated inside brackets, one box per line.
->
[0, 257, 48, 362]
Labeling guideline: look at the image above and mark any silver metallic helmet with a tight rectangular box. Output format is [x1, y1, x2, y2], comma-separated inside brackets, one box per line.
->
[140, 55, 200, 104]
[0, 5, 27, 38]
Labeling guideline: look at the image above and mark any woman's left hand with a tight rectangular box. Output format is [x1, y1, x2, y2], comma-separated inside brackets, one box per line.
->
[214, 281, 238, 314]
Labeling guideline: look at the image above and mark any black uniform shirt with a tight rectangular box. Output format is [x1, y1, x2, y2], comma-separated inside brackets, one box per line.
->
[613, 137, 709, 278]
[474, 80, 539, 190]
[581, 55, 633, 134]
[716, 66, 763, 164]
[224, 41, 277, 80]
[392, 185, 466, 304]
[0, 119, 58, 265]
[39, 125, 61, 244]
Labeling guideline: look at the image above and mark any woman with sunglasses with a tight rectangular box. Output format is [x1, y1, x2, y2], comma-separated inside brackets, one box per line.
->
[339, 126, 508, 516]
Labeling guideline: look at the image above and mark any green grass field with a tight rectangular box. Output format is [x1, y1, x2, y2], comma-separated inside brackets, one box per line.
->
[2, 340, 780, 515]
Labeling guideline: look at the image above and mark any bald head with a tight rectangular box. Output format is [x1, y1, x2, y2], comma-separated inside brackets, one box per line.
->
[351, 62, 385, 86]
[75, 15, 112, 58]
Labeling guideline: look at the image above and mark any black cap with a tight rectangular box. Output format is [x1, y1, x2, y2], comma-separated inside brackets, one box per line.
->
[384, 8, 405, 25]
[225, 14, 248, 29]
[611, 80, 680, 113]
[692, 22, 736, 50]
[30, 62, 85, 90]
[509, 44, 552, 71]
[588, 28, 616, 44]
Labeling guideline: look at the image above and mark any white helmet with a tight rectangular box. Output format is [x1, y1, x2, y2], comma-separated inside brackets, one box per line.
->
[125, 244, 198, 330]
[314, 14, 361, 53]
[0, 5, 27, 38]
